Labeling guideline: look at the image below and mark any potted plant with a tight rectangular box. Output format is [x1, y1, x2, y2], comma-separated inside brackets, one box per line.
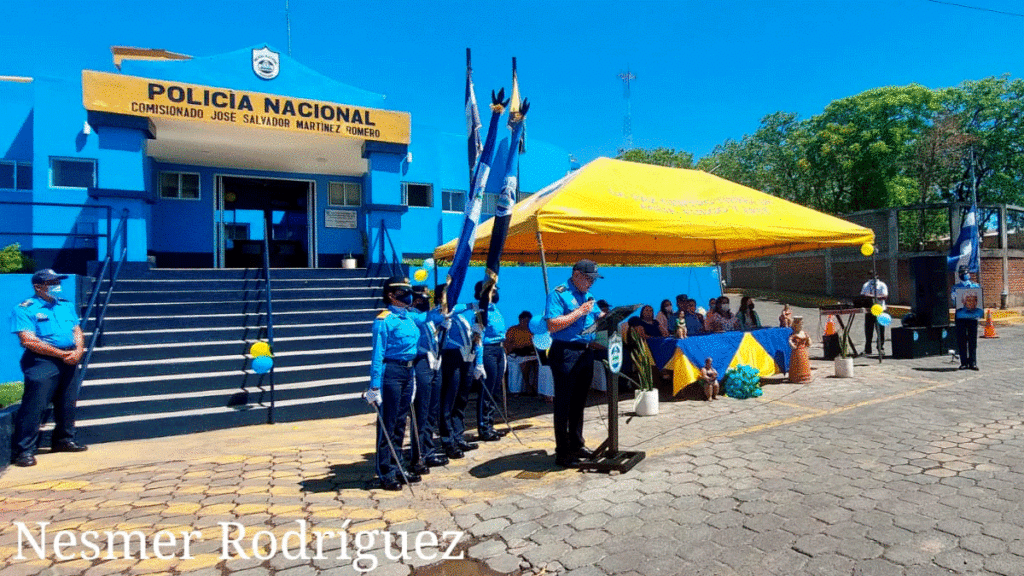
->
[629, 327, 659, 416]
[834, 318, 855, 378]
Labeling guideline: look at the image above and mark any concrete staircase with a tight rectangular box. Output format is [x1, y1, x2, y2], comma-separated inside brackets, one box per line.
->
[70, 268, 385, 444]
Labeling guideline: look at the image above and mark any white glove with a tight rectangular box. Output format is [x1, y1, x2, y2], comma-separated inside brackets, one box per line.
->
[364, 388, 382, 406]
[441, 315, 453, 330]
[473, 364, 486, 381]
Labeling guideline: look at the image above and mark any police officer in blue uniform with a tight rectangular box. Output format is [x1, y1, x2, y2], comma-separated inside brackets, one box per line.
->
[951, 267, 983, 371]
[473, 281, 506, 442]
[10, 269, 88, 467]
[544, 260, 604, 467]
[409, 286, 449, 470]
[438, 284, 484, 459]
[366, 276, 429, 490]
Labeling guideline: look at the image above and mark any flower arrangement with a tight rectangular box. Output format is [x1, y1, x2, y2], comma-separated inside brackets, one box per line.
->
[721, 365, 762, 399]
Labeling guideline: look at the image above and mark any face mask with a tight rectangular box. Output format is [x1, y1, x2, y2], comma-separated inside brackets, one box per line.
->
[48, 284, 62, 294]
[747, 303, 754, 310]
[722, 305, 730, 313]
[414, 300, 430, 312]
[393, 291, 413, 306]
[960, 274, 969, 282]
[491, 292, 500, 304]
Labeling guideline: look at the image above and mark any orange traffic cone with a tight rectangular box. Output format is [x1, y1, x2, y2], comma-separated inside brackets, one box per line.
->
[982, 309, 998, 338]
[824, 315, 837, 337]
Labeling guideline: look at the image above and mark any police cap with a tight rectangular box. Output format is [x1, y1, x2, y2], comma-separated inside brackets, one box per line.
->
[32, 269, 69, 285]
[572, 259, 604, 280]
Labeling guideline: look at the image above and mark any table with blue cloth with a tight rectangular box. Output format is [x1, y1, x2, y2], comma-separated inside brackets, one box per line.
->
[645, 327, 793, 396]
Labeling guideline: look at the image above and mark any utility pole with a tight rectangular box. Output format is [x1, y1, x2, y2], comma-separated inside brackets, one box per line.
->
[285, 0, 293, 57]
[618, 67, 635, 153]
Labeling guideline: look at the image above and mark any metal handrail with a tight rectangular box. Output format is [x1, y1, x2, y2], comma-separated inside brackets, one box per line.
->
[262, 219, 276, 424]
[380, 221, 403, 278]
[0, 201, 113, 266]
[75, 208, 129, 387]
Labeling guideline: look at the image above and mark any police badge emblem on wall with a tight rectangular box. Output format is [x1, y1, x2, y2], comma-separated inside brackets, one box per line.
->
[252, 47, 280, 80]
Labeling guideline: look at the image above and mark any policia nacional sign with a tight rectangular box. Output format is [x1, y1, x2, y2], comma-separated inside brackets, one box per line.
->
[82, 71, 411, 144]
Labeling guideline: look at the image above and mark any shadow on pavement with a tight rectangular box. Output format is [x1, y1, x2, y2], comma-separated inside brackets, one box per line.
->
[912, 366, 962, 372]
[298, 457, 376, 492]
[466, 449, 554, 478]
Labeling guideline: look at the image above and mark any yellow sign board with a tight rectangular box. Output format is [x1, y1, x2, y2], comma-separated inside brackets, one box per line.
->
[82, 70, 411, 144]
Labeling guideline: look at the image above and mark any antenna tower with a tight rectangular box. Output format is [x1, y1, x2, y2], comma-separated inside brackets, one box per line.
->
[285, 0, 293, 56]
[618, 67, 636, 152]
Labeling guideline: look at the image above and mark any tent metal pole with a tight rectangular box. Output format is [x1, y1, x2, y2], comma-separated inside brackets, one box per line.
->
[536, 229, 550, 294]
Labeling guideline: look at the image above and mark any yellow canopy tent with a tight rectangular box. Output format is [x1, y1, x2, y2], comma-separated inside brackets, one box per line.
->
[433, 157, 875, 265]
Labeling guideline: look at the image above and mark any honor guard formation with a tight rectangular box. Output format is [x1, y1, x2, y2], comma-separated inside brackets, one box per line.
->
[364, 259, 607, 488]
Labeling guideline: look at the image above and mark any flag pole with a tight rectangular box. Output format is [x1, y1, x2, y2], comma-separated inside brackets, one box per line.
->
[536, 227, 550, 294]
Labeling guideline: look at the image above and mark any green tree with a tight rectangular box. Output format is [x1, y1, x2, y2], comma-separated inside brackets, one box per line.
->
[0, 243, 25, 273]
[940, 75, 1024, 206]
[617, 147, 695, 169]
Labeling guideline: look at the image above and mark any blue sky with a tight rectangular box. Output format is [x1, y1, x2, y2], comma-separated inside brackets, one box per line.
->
[5, 0, 1024, 164]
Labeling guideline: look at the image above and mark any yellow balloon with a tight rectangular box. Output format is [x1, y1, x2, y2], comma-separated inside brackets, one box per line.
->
[413, 268, 428, 282]
[250, 341, 271, 357]
[871, 304, 884, 316]
[861, 243, 874, 256]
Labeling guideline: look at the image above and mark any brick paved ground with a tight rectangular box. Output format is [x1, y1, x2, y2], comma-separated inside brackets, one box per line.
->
[1, 310, 1020, 576]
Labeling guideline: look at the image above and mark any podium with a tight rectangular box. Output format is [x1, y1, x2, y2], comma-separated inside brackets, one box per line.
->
[577, 305, 646, 473]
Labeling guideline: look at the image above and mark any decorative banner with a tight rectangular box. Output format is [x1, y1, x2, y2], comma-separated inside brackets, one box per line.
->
[82, 70, 411, 144]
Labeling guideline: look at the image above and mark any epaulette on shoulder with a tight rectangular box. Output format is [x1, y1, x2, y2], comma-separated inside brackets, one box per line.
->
[19, 299, 33, 307]
[376, 310, 392, 320]
[554, 285, 567, 293]
[57, 297, 70, 303]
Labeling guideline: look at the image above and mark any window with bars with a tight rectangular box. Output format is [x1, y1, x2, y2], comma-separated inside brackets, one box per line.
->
[159, 172, 200, 200]
[329, 181, 362, 206]
[442, 189, 466, 212]
[402, 182, 433, 208]
[0, 161, 32, 190]
[50, 158, 96, 188]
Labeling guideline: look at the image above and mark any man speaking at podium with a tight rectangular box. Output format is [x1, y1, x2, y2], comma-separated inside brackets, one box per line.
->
[544, 260, 605, 468]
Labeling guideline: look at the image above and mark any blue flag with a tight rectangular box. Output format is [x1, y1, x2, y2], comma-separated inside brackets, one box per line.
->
[466, 49, 483, 184]
[444, 89, 508, 312]
[948, 203, 979, 272]
[477, 98, 529, 322]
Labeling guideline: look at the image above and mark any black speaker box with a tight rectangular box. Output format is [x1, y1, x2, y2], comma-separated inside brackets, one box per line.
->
[910, 255, 949, 327]
[891, 326, 955, 359]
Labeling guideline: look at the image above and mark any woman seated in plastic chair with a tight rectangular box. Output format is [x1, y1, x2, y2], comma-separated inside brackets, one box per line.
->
[504, 311, 539, 396]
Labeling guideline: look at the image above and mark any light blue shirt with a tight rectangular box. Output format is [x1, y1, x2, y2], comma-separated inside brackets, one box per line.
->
[545, 279, 600, 343]
[369, 305, 443, 390]
[11, 295, 80, 349]
[477, 303, 506, 345]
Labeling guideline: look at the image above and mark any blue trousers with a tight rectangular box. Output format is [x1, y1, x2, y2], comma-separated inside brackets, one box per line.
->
[375, 362, 414, 483]
[13, 351, 79, 458]
[411, 354, 440, 463]
[476, 344, 506, 434]
[439, 348, 471, 448]
[549, 341, 593, 458]
[955, 318, 978, 367]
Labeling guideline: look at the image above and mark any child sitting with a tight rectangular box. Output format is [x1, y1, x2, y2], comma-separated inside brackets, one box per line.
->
[699, 357, 719, 401]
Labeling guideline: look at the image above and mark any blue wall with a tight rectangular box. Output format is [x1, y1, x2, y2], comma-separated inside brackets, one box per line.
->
[1, 274, 80, 383]
[420, 265, 722, 328]
[0, 44, 572, 269]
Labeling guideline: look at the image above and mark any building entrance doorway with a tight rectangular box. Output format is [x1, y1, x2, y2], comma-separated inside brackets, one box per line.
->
[215, 176, 314, 268]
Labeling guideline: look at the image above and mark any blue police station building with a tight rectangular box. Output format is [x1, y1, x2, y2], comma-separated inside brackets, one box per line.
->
[0, 44, 571, 273]
[0, 45, 719, 444]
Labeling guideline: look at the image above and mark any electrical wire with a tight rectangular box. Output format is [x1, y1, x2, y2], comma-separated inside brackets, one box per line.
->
[924, 0, 1024, 18]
